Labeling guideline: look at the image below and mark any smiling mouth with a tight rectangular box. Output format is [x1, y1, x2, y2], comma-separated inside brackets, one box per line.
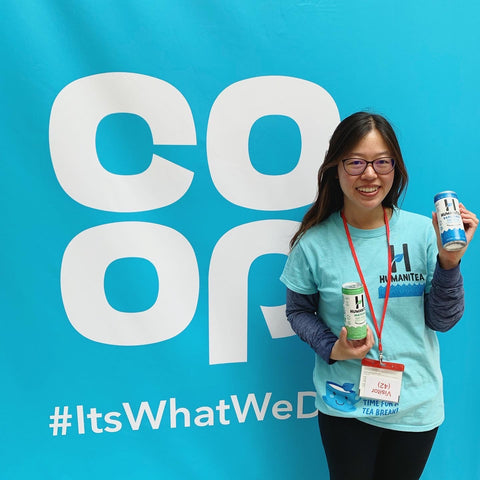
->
[356, 186, 379, 193]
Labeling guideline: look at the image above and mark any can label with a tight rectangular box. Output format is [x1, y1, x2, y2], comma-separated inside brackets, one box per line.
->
[342, 282, 367, 340]
[434, 191, 466, 251]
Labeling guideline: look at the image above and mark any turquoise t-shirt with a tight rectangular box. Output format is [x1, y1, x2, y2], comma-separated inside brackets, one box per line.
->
[280, 209, 443, 432]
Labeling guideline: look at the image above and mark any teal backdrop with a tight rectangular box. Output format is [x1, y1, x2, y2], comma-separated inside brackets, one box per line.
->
[1, 1, 479, 479]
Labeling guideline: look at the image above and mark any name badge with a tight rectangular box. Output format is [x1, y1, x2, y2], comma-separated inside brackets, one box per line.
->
[359, 358, 404, 403]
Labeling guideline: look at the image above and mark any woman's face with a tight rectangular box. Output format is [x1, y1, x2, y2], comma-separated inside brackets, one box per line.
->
[337, 128, 395, 219]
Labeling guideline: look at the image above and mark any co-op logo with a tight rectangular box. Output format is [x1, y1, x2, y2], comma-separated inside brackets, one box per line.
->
[49, 73, 339, 364]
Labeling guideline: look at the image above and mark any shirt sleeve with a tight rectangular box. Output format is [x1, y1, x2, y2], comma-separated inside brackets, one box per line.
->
[280, 242, 318, 295]
[286, 288, 338, 364]
[424, 258, 464, 332]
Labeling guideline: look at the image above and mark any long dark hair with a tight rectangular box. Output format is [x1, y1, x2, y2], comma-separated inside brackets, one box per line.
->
[290, 112, 408, 248]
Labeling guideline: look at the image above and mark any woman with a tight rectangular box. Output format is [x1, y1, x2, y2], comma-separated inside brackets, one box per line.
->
[280, 112, 478, 480]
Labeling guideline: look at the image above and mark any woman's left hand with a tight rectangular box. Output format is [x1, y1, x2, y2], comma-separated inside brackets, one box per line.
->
[433, 203, 479, 270]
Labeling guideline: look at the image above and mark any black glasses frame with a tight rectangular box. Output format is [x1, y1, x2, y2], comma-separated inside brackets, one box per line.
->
[342, 157, 395, 176]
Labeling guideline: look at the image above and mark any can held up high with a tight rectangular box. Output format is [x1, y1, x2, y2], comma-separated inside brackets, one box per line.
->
[434, 191, 467, 251]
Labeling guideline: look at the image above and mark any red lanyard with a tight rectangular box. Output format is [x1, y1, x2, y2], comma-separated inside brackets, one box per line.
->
[341, 208, 392, 359]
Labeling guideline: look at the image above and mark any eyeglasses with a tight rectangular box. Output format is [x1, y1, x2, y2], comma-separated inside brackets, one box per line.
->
[342, 157, 395, 176]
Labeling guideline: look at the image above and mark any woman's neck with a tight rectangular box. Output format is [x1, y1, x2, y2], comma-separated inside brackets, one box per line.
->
[342, 206, 391, 229]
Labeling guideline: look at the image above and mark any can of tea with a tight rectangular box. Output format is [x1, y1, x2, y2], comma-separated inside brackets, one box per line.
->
[342, 282, 367, 340]
[434, 191, 467, 251]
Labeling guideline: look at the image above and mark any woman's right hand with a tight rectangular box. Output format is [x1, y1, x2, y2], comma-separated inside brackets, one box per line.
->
[330, 326, 375, 361]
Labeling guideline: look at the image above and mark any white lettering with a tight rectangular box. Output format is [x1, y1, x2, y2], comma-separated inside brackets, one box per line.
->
[61, 222, 199, 345]
[207, 75, 339, 210]
[194, 407, 215, 427]
[209, 220, 298, 364]
[123, 401, 167, 430]
[104, 412, 122, 433]
[272, 400, 293, 420]
[216, 400, 230, 425]
[56, 392, 319, 436]
[230, 393, 272, 423]
[297, 391, 317, 419]
[87, 408, 103, 433]
[49, 72, 196, 212]
[49, 73, 340, 360]
[76, 405, 85, 435]
[170, 398, 191, 428]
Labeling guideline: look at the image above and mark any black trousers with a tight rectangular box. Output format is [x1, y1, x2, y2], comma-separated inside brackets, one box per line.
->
[318, 412, 438, 480]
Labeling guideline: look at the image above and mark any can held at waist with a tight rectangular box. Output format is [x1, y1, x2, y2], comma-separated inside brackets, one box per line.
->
[342, 282, 367, 340]
[434, 191, 467, 251]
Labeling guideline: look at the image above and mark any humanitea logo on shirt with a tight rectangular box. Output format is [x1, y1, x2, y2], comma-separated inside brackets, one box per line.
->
[378, 243, 425, 298]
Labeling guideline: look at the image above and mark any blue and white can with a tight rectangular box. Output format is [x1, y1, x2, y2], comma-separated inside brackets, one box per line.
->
[434, 191, 467, 251]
